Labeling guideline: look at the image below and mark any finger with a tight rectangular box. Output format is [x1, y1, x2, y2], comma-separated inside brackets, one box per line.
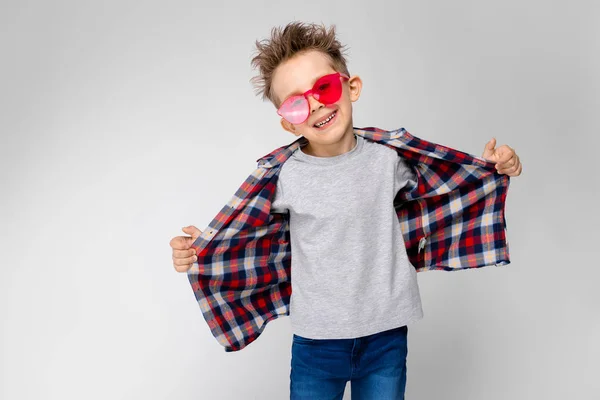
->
[174, 262, 193, 273]
[173, 248, 196, 258]
[502, 154, 520, 171]
[495, 149, 515, 165]
[496, 156, 516, 170]
[484, 138, 496, 151]
[169, 236, 190, 250]
[496, 150, 519, 169]
[182, 226, 202, 241]
[172, 254, 197, 266]
[498, 167, 514, 175]
[514, 163, 523, 176]
[500, 162, 522, 176]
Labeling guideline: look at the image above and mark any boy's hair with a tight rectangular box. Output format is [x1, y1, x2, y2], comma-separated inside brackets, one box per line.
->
[250, 21, 350, 108]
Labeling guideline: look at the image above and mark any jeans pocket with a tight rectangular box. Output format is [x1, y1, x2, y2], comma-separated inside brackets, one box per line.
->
[385, 325, 408, 336]
[293, 333, 316, 344]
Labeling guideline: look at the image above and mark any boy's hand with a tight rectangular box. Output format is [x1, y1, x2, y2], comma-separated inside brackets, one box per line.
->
[482, 138, 523, 177]
[170, 225, 202, 272]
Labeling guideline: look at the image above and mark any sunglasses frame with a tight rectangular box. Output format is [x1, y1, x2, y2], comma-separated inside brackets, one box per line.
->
[277, 72, 350, 125]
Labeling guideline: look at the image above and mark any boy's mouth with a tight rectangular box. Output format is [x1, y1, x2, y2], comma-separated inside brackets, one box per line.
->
[313, 110, 337, 130]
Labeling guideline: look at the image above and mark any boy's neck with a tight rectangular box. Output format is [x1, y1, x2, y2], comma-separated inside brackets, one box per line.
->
[301, 128, 357, 158]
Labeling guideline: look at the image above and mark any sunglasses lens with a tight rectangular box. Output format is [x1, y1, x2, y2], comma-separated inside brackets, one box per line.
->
[313, 74, 342, 104]
[279, 96, 308, 124]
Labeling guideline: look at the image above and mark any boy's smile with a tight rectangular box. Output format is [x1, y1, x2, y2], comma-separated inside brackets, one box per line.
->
[313, 109, 338, 130]
[271, 50, 363, 157]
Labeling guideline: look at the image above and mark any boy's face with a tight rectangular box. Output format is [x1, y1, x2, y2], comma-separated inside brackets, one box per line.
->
[271, 50, 362, 155]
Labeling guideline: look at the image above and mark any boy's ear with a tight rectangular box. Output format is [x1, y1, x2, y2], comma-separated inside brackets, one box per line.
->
[280, 118, 302, 136]
[348, 75, 363, 102]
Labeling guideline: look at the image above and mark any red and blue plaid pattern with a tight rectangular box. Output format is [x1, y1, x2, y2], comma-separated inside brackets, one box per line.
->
[188, 127, 511, 352]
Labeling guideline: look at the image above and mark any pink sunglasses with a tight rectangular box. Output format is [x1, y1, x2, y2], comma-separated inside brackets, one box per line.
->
[277, 72, 350, 125]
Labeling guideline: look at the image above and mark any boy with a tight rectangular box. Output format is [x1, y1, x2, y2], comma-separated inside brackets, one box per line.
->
[170, 22, 522, 400]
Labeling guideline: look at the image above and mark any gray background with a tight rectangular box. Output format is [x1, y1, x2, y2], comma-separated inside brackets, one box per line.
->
[1, 1, 598, 399]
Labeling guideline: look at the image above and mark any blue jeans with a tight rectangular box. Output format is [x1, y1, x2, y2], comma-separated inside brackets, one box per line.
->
[290, 325, 408, 400]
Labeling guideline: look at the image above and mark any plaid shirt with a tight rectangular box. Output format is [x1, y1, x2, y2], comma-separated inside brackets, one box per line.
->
[188, 127, 511, 352]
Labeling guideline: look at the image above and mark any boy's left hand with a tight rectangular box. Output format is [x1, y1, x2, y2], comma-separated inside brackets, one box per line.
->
[481, 138, 522, 177]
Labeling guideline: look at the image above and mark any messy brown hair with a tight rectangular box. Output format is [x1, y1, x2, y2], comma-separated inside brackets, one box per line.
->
[250, 21, 350, 107]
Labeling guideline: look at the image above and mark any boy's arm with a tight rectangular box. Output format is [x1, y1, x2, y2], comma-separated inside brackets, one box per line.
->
[481, 138, 523, 177]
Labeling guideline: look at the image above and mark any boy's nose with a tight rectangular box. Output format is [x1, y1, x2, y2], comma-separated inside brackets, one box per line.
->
[307, 94, 325, 116]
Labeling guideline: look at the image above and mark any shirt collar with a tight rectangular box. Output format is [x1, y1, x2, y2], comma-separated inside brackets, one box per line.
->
[256, 127, 404, 169]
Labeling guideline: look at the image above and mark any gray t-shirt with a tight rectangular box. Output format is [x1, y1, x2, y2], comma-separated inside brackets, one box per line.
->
[271, 134, 424, 339]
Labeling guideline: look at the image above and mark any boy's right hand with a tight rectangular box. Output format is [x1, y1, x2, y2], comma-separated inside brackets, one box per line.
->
[170, 225, 202, 272]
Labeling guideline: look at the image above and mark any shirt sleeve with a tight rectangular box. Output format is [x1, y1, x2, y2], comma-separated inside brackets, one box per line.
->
[395, 156, 418, 195]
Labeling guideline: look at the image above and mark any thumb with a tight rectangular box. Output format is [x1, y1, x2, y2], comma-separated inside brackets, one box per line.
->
[482, 137, 497, 159]
[182, 225, 202, 243]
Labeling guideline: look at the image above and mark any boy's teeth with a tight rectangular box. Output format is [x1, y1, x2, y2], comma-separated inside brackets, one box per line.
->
[315, 111, 336, 127]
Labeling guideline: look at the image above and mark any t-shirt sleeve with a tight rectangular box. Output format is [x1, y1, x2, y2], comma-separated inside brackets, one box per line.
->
[395, 156, 418, 195]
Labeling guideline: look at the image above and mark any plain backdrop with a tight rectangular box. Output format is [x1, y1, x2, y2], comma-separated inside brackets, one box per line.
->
[1, 1, 599, 399]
